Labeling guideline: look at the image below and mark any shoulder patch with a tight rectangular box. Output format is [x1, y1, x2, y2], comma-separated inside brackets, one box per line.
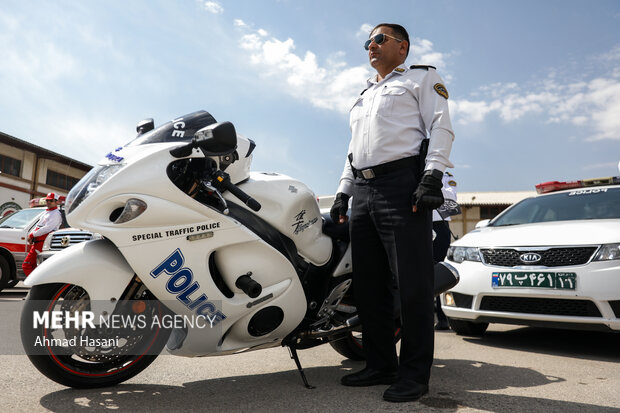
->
[409, 65, 437, 71]
[433, 83, 449, 99]
[448, 180, 457, 187]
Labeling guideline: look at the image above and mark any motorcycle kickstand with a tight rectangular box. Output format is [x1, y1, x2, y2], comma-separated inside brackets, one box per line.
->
[287, 346, 316, 389]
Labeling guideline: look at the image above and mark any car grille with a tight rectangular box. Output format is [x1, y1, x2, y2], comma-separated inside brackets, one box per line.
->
[609, 300, 620, 318]
[479, 296, 602, 317]
[480, 247, 597, 267]
[49, 232, 94, 250]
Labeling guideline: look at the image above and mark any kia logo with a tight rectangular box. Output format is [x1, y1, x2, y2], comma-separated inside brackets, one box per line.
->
[520, 253, 542, 263]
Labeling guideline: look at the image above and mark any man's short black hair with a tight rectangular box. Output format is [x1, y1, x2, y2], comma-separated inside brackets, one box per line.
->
[370, 23, 410, 57]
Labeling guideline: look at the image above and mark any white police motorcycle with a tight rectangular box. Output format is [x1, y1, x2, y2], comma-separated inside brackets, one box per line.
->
[20, 111, 458, 388]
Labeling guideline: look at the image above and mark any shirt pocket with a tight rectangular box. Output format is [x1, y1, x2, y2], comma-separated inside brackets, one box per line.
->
[377, 86, 407, 117]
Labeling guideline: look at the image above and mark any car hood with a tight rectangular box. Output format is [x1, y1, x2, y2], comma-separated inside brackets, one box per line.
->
[455, 219, 620, 247]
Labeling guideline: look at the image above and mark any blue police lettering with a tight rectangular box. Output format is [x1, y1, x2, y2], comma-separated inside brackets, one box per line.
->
[177, 283, 209, 309]
[150, 249, 226, 325]
[166, 269, 193, 293]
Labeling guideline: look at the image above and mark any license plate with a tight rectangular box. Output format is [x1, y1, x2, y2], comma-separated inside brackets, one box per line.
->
[492, 272, 576, 290]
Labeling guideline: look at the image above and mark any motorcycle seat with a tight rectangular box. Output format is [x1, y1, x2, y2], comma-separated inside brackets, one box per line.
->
[321, 213, 350, 243]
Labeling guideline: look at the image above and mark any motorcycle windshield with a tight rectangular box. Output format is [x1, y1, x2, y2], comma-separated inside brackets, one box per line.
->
[125, 110, 217, 147]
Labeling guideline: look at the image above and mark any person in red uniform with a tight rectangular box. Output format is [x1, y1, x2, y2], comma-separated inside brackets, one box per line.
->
[22, 193, 63, 276]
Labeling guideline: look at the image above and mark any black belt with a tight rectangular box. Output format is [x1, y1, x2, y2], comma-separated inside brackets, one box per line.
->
[351, 155, 419, 180]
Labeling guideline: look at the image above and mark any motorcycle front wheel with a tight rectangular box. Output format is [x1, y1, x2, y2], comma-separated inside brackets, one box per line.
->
[20, 283, 171, 388]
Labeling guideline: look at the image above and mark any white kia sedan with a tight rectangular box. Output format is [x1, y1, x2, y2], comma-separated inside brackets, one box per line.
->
[441, 177, 620, 335]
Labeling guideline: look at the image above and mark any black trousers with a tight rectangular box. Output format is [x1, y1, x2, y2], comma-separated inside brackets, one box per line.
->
[432, 220, 451, 263]
[433, 220, 451, 322]
[350, 166, 434, 385]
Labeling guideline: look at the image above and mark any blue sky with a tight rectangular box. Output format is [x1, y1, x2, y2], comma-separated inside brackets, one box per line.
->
[1, 0, 618, 195]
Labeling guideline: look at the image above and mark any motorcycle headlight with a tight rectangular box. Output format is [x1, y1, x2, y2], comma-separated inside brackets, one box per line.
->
[66, 164, 124, 214]
[593, 243, 620, 261]
[447, 246, 482, 263]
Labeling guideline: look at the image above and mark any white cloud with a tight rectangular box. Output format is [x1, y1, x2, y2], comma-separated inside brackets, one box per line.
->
[237, 26, 371, 113]
[411, 38, 450, 71]
[235, 20, 619, 142]
[451, 66, 620, 141]
[202, 1, 223, 14]
[449, 99, 500, 123]
[236, 24, 453, 113]
[234, 19, 247, 27]
[357, 23, 374, 38]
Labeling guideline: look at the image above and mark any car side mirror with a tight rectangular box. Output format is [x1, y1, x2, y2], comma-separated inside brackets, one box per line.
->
[475, 219, 490, 229]
[136, 118, 155, 136]
[194, 122, 237, 155]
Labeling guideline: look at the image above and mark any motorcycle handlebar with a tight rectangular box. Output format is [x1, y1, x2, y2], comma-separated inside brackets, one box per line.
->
[169, 145, 261, 212]
[222, 180, 261, 212]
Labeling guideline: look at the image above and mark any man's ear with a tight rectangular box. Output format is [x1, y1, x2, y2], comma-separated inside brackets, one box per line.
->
[400, 40, 409, 58]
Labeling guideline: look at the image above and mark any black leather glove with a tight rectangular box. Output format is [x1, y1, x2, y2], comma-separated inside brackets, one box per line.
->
[412, 170, 444, 211]
[330, 193, 350, 223]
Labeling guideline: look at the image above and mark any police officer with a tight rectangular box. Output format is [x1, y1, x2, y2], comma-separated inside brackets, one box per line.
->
[331, 23, 454, 402]
[22, 193, 62, 276]
[433, 171, 458, 330]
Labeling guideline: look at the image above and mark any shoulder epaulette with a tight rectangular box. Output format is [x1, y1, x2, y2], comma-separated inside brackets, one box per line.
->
[360, 87, 369, 95]
[409, 65, 436, 70]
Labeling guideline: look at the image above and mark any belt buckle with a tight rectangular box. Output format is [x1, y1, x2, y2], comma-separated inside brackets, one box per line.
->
[361, 169, 375, 179]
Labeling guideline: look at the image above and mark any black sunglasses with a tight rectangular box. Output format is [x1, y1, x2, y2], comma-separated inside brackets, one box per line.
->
[364, 33, 403, 50]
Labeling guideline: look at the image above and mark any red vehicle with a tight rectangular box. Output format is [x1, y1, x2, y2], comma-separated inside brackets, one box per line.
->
[0, 198, 67, 291]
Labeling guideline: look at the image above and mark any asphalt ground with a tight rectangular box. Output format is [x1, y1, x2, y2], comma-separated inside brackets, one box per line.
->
[1, 284, 619, 412]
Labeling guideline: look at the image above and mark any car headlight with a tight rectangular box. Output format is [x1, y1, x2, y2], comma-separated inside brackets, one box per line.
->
[66, 164, 124, 214]
[42, 232, 55, 251]
[447, 246, 482, 263]
[593, 243, 620, 261]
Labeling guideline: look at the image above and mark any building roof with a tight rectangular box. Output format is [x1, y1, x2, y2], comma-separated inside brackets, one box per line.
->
[0, 131, 92, 172]
[457, 191, 536, 206]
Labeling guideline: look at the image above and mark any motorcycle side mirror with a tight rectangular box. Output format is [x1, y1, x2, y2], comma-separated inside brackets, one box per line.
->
[136, 118, 155, 136]
[194, 122, 238, 156]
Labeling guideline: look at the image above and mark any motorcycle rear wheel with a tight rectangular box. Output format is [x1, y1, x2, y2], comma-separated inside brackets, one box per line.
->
[20, 283, 171, 388]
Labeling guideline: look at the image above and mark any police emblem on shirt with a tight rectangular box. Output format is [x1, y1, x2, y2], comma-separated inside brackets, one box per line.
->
[434, 83, 449, 99]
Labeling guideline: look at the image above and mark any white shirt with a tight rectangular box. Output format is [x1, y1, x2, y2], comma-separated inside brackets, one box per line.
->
[433, 172, 458, 222]
[31, 208, 62, 238]
[337, 64, 455, 196]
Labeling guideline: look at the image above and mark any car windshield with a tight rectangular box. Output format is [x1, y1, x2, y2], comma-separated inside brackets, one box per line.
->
[491, 187, 620, 226]
[0, 209, 43, 229]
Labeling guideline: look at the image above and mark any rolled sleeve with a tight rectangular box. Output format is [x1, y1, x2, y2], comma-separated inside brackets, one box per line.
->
[420, 71, 455, 173]
[337, 154, 354, 196]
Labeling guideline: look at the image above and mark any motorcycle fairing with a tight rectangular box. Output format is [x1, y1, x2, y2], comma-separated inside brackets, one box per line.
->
[24, 239, 135, 318]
